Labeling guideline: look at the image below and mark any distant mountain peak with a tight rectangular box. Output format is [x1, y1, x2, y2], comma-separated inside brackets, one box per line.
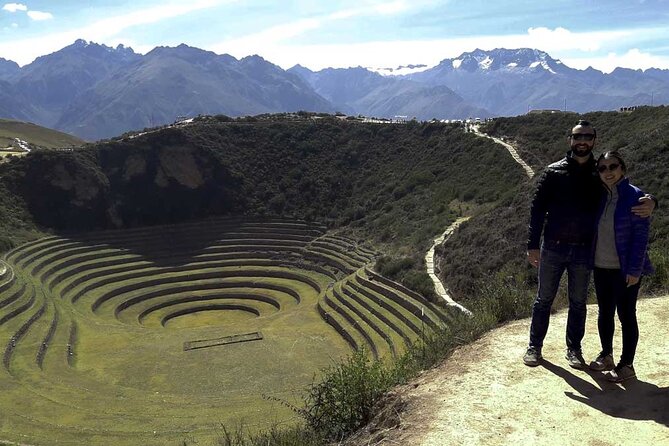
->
[146, 44, 219, 65]
[240, 54, 268, 63]
[0, 57, 20, 78]
[445, 48, 564, 74]
[0, 57, 19, 68]
[22, 39, 137, 66]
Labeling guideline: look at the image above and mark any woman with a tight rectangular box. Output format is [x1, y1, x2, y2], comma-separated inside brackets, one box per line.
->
[588, 151, 653, 382]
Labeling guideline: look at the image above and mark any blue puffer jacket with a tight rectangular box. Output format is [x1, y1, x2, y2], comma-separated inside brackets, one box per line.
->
[593, 177, 654, 277]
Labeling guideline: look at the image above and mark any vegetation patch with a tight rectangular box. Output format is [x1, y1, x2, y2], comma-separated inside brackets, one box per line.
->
[0, 217, 451, 445]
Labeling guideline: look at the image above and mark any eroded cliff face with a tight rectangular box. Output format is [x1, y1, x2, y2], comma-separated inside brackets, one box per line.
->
[154, 146, 205, 189]
[14, 150, 112, 230]
[48, 162, 106, 206]
[122, 154, 146, 182]
[11, 138, 240, 231]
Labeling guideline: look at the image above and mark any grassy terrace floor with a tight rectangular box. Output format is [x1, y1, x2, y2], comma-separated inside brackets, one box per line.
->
[0, 217, 453, 445]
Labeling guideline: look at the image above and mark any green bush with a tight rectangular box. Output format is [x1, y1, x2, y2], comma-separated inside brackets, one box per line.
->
[646, 242, 669, 292]
[301, 349, 395, 441]
[375, 256, 414, 277]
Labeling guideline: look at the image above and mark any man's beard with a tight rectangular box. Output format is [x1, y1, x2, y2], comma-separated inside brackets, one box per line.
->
[572, 144, 592, 157]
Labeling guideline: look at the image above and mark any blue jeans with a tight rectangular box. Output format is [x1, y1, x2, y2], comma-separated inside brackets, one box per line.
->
[529, 242, 591, 351]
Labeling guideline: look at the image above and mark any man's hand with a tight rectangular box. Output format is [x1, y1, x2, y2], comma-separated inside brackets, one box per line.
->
[626, 275, 640, 287]
[527, 249, 540, 268]
[631, 195, 656, 218]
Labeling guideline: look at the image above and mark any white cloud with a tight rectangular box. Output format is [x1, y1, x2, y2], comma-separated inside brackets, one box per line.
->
[2, 3, 27, 12]
[526, 27, 606, 52]
[27, 10, 53, 20]
[564, 48, 669, 73]
[375, 0, 410, 15]
[0, 0, 234, 65]
[214, 25, 669, 73]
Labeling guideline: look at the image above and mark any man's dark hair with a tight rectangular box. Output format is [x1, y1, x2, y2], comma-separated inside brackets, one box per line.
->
[570, 119, 597, 137]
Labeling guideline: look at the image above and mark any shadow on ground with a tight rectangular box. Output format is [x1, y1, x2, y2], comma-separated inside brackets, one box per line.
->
[542, 359, 669, 428]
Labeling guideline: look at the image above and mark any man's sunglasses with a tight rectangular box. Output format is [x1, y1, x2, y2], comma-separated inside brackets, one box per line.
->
[597, 163, 620, 173]
[571, 133, 595, 141]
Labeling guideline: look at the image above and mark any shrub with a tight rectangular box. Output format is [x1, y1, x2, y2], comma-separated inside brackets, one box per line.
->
[375, 256, 414, 277]
[646, 242, 669, 293]
[301, 349, 394, 441]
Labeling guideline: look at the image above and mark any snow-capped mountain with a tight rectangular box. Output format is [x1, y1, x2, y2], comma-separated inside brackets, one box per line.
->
[0, 44, 668, 139]
[442, 48, 569, 74]
[406, 48, 668, 115]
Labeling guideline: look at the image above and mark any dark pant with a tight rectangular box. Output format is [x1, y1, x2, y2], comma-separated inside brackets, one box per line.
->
[593, 267, 641, 365]
[529, 243, 591, 351]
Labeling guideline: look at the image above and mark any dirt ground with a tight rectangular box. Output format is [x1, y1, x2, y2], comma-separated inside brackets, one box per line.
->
[348, 296, 669, 446]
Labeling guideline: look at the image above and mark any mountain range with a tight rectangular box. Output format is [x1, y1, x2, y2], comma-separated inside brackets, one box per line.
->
[1, 40, 668, 140]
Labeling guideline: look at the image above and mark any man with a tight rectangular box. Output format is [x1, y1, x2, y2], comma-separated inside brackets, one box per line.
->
[523, 120, 655, 368]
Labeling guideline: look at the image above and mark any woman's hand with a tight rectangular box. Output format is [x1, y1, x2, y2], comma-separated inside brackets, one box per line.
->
[626, 275, 640, 287]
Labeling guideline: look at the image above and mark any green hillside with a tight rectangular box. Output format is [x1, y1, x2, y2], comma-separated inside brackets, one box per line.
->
[439, 106, 669, 301]
[2, 110, 668, 445]
[0, 114, 526, 295]
[0, 114, 507, 444]
[0, 118, 85, 149]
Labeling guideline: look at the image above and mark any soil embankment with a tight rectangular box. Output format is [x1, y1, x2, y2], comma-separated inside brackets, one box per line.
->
[350, 296, 669, 445]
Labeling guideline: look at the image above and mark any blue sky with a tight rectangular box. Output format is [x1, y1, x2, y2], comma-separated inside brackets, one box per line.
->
[1, 0, 669, 72]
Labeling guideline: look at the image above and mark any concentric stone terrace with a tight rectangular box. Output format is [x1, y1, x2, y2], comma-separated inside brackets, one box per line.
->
[0, 217, 454, 445]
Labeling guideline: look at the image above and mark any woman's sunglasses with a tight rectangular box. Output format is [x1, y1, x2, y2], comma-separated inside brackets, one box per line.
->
[571, 133, 595, 141]
[597, 163, 620, 173]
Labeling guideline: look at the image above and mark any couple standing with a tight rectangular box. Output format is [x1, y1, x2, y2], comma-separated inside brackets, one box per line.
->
[523, 120, 656, 383]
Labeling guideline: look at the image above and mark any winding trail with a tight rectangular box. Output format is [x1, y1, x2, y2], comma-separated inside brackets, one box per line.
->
[472, 125, 535, 178]
[425, 126, 534, 316]
[425, 217, 472, 315]
[350, 127, 669, 445]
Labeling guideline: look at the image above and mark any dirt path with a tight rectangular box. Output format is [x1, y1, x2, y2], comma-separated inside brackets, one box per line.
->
[425, 217, 471, 314]
[351, 296, 669, 445]
[472, 126, 535, 178]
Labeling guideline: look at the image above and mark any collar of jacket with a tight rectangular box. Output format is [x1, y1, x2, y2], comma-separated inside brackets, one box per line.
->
[600, 177, 631, 204]
[614, 176, 630, 192]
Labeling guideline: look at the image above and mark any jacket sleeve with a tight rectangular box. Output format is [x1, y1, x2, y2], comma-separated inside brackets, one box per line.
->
[626, 193, 652, 277]
[527, 169, 551, 250]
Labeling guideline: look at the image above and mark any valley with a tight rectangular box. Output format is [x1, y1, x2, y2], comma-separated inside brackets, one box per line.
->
[0, 108, 667, 445]
[0, 217, 456, 445]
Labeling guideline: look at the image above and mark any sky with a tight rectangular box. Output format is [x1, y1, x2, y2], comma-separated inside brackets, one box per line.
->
[1, 0, 669, 72]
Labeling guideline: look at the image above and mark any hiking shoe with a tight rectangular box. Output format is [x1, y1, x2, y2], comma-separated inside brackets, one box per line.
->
[523, 346, 542, 367]
[589, 352, 615, 371]
[565, 349, 586, 369]
[605, 364, 636, 383]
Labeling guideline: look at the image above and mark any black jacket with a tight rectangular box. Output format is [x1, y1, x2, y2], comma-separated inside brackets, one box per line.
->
[527, 152, 601, 249]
